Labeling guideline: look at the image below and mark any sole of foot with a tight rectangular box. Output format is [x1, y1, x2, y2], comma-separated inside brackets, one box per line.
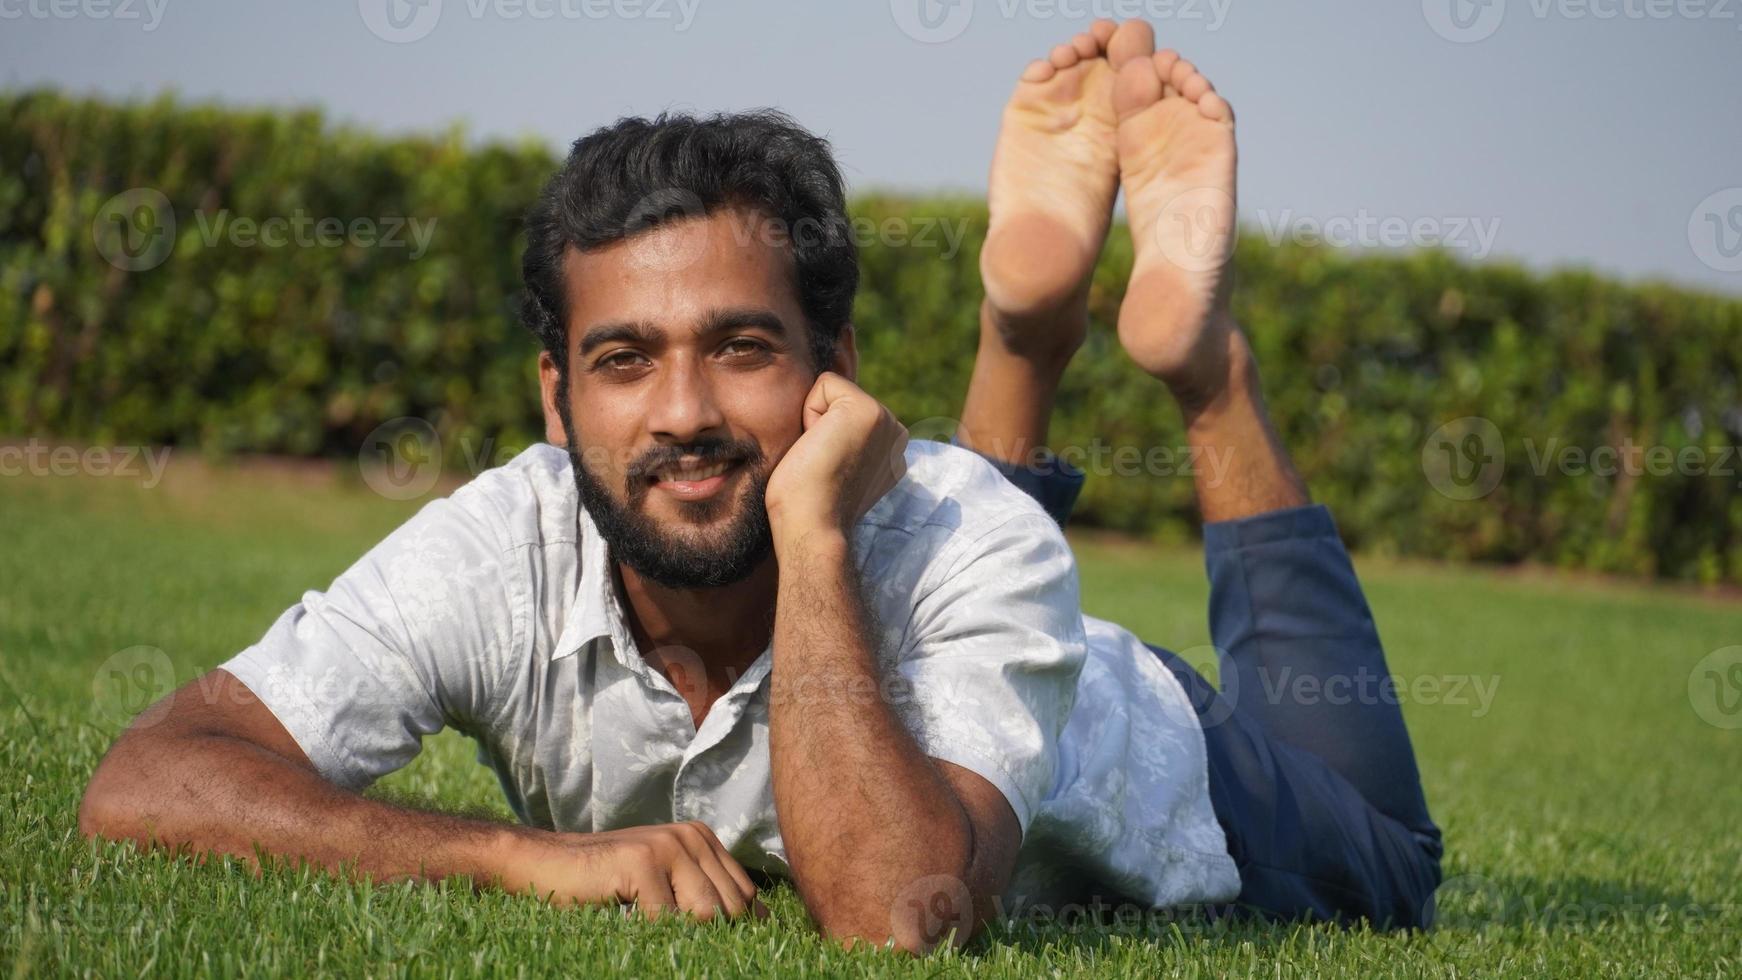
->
[1112, 46, 1239, 391]
[980, 19, 1156, 363]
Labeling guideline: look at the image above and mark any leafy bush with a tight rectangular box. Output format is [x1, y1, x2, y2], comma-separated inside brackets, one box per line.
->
[3, 92, 1739, 582]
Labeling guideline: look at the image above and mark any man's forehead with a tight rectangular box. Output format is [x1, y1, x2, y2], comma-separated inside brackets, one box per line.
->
[561, 206, 799, 298]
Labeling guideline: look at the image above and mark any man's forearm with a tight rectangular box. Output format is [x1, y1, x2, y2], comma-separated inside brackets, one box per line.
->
[80, 726, 525, 887]
[1178, 319, 1310, 522]
[767, 531, 976, 950]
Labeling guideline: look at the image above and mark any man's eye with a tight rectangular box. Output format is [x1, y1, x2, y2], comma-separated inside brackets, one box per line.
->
[721, 339, 767, 357]
[598, 352, 647, 371]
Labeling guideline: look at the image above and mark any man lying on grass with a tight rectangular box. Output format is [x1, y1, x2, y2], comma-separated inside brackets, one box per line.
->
[80, 19, 1442, 953]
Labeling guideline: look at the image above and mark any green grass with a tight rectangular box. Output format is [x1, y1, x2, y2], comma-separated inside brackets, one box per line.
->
[2, 459, 1739, 978]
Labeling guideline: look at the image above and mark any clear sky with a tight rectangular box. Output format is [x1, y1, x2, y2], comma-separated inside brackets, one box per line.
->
[4, 0, 1739, 293]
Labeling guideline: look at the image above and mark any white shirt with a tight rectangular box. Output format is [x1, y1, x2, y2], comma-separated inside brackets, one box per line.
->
[222, 441, 1238, 909]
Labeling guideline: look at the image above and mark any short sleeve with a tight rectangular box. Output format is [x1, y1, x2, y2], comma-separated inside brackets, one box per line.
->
[219, 486, 524, 791]
[892, 512, 1087, 836]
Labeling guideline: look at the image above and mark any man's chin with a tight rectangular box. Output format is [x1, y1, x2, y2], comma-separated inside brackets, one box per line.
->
[576, 468, 774, 590]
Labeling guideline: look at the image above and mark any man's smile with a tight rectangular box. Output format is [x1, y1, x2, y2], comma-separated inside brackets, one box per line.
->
[648, 457, 744, 502]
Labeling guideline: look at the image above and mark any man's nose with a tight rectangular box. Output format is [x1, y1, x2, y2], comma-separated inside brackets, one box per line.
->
[645, 356, 727, 443]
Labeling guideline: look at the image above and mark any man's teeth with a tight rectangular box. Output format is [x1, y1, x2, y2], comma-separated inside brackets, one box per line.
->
[657, 460, 731, 483]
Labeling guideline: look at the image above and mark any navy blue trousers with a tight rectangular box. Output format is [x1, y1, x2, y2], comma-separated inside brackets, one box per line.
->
[984, 453, 1444, 929]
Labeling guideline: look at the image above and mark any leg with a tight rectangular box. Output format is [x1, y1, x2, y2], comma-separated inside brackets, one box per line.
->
[1109, 46, 1437, 842]
[960, 19, 1155, 468]
[960, 30, 1441, 926]
[1152, 640, 1442, 928]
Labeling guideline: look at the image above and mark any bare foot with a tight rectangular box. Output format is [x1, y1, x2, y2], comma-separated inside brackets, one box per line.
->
[1112, 46, 1239, 403]
[980, 19, 1155, 363]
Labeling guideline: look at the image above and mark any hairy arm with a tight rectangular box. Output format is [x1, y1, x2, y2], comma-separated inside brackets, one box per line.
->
[767, 533, 1020, 953]
[79, 669, 759, 918]
[80, 669, 522, 884]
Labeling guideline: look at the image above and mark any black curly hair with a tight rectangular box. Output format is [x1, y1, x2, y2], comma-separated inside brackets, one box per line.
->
[519, 109, 859, 378]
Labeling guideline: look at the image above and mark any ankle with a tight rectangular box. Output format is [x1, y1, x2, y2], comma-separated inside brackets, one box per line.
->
[979, 298, 1087, 375]
[1173, 321, 1256, 427]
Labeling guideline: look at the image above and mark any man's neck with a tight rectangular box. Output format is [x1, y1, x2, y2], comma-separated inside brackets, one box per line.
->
[614, 558, 778, 728]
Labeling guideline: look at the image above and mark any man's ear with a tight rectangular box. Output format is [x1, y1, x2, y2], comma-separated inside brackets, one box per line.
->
[827, 323, 859, 381]
[537, 351, 569, 447]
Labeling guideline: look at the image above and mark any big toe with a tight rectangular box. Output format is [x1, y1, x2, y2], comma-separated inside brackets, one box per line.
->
[1112, 50, 1164, 121]
[1106, 19, 1156, 68]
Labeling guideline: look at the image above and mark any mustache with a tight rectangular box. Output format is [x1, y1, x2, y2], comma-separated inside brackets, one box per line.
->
[624, 437, 765, 488]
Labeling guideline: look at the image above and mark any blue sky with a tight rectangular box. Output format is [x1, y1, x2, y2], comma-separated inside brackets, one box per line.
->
[4, 0, 1739, 293]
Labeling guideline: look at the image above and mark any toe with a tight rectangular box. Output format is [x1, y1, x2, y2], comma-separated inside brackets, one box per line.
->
[1089, 18, 1117, 48]
[1071, 32, 1098, 59]
[1168, 58, 1199, 94]
[1112, 52, 1164, 121]
[1107, 19, 1156, 68]
[1021, 58, 1057, 83]
[1050, 43, 1080, 69]
[1152, 48, 1181, 83]
[1180, 71, 1213, 101]
[1199, 91, 1234, 122]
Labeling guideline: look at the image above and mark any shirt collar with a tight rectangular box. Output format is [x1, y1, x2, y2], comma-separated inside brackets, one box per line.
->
[551, 507, 637, 666]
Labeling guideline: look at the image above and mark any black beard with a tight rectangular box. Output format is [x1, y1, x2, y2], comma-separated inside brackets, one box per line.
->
[565, 434, 774, 590]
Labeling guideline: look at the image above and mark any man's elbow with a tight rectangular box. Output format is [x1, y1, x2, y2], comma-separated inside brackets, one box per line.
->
[77, 769, 129, 842]
[809, 863, 988, 955]
[78, 740, 151, 845]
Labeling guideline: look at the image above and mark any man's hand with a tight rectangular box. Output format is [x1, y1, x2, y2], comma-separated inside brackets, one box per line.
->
[498, 821, 764, 922]
[764, 372, 908, 548]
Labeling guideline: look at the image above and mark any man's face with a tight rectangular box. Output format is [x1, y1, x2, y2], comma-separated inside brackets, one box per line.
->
[540, 205, 849, 589]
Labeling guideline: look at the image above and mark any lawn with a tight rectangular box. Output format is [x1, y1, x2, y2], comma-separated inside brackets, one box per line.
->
[2, 454, 1738, 978]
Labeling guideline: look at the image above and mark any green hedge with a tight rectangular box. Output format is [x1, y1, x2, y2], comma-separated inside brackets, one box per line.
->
[4, 91, 1740, 583]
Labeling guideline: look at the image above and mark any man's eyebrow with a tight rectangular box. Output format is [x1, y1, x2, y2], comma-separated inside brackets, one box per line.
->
[578, 320, 661, 356]
[698, 307, 790, 339]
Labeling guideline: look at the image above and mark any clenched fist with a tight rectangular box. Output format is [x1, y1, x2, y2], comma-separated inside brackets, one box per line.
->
[764, 372, 909, 551]
[500, 821, 764, 922]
